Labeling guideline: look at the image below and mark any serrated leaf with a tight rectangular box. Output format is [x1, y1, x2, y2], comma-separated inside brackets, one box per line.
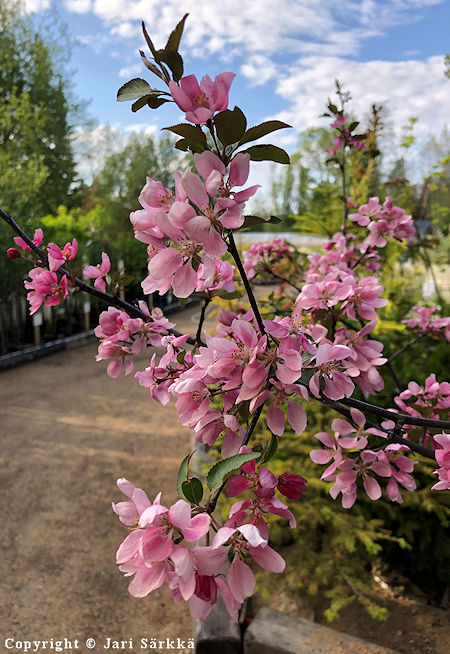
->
[142, 21, 157, 56]
[207, 452, 260, 491]
[177, 452, 194, 499]
[260, 434, 278, 464]
[163, 123, 207, 146]
[156, 49, 184, 82]
[239, 120, 291, 146]
[166, 14, 188, 52]
[131, 95, 152, 112]
[117, 78, 156, 102]
[243, 144, 290, 164]
[147, 96, 171, 109]
[214, 107, 247, 146]
[181, 477, 203, 505]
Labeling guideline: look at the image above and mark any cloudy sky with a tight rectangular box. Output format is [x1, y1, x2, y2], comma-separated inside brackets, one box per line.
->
[25, 0, 449, 181]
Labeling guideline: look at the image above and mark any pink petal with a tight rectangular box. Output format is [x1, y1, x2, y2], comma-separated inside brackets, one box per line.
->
[168, 500, 191, 529]
[182, 170, 209, 210]
[183, 514, 211, 542]
[266, 405, 285, 436]
[249, 545, 285, 572]
[116, 529, 142, 564]
[287, 401, 307, 435]
[172, 262, 197, 298]
[363, 475, 381, 500]
[128, 562, 167, 598]
[228, 557, 255, 603]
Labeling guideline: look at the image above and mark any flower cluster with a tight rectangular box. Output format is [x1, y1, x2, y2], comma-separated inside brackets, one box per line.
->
[403, 305, 450, 342]
[243, 237, 296, 280]
[310, 410, 417, 507]
[113, 472, 299, 622]
[432, 433, 450, 491]
[349, 196, 415, 247]
[132, 151, 258, 298]
[95, 304, 175, 378]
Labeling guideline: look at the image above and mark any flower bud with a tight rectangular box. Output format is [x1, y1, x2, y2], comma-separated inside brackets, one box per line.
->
[7, 247, 21, 259]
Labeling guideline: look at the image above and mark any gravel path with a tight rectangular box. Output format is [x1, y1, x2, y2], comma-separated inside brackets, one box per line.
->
[0, 305, 205, 650]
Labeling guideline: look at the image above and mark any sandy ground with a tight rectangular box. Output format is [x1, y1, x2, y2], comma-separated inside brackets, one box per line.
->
[0, 306, 204, 652]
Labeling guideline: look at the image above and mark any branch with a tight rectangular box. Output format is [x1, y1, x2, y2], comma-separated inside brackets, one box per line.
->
[206, 401, 266, 513]
[228, 232, 266, 334]
[388, 332, 425, 363]
[196, 297, 211, 346]
[0, 207, 196, 345]
[318, 395, 436, 459]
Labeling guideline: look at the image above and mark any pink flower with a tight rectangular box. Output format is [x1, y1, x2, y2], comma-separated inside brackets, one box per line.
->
[83, 252, 111, 292]
[24, 267, 68, 314]
[47, 239, 77, 271]
[13, 228, 43, 252]
[431, 433, 450, 490]
[169, 72, 235, 124]
[309, 343, 355, 400]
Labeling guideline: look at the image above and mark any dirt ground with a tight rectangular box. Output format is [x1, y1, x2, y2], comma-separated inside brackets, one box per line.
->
[1, 303, 449, 653]
[0, 306, 203, 652]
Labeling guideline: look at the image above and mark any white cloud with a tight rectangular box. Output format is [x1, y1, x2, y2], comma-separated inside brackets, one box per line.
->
[64, 0, 92, 13]
[118, 62, 142, 78]
[81, 0, 445, 61]
[240, 55, 278, 86]
[275, 55, 448, 139]
[72, 122, 157, 181]
[24, 0, 50, 11]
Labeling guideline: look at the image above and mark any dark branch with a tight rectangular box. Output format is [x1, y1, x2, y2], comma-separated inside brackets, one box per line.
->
[0, 207, 196, 345]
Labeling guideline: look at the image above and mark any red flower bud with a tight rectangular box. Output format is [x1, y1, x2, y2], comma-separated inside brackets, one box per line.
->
[277, 473, 308, 500]
[7, 247, 21, 259]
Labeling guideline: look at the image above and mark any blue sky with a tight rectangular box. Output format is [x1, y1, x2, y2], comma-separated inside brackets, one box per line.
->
[25, 0, 449, 182]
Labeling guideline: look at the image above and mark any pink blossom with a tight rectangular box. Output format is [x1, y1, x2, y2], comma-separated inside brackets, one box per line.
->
[169, 72, 235, 124]
[431, 433, 450, 490]
[24, 267, 68, 314]
[47, 239, 77, 271]
[13, 228, 43, 252]
[83, 252, 111, 292]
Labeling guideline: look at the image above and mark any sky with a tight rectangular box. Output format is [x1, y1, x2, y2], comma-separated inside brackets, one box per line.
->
[23, 0, 450, 185]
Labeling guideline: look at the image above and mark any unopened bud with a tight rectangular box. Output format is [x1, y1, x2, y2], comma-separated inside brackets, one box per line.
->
[7, 247, 21, 259]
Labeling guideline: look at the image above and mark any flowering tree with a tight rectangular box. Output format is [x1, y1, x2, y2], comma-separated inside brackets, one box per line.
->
[2, 15, 449, 624]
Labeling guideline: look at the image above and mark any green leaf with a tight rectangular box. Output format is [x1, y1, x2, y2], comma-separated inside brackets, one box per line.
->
[181, 477, 203, 505]
[156, 49, 184, 82]
[239, 120, 291, 146]
[348, 121, 359, 132]
[117, 78, 157, 102]
[142, 21, 157, 57]
[260, 434, 278, 464]
[215, 289, 243, 300]
[177, 452, 194, 499]
[163, 123, 207, 146]
[207, 452, 260, 491]
[175, 138, 204, 154]
[131, 95, 152, 112]
[214, 107, 247, 146]
[242, 144, 290, 164]
[240, 214, 282, 229]
[147, 96, 171, 109]
[139, 50, 164, 80]
[166, 14, 189, 52]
